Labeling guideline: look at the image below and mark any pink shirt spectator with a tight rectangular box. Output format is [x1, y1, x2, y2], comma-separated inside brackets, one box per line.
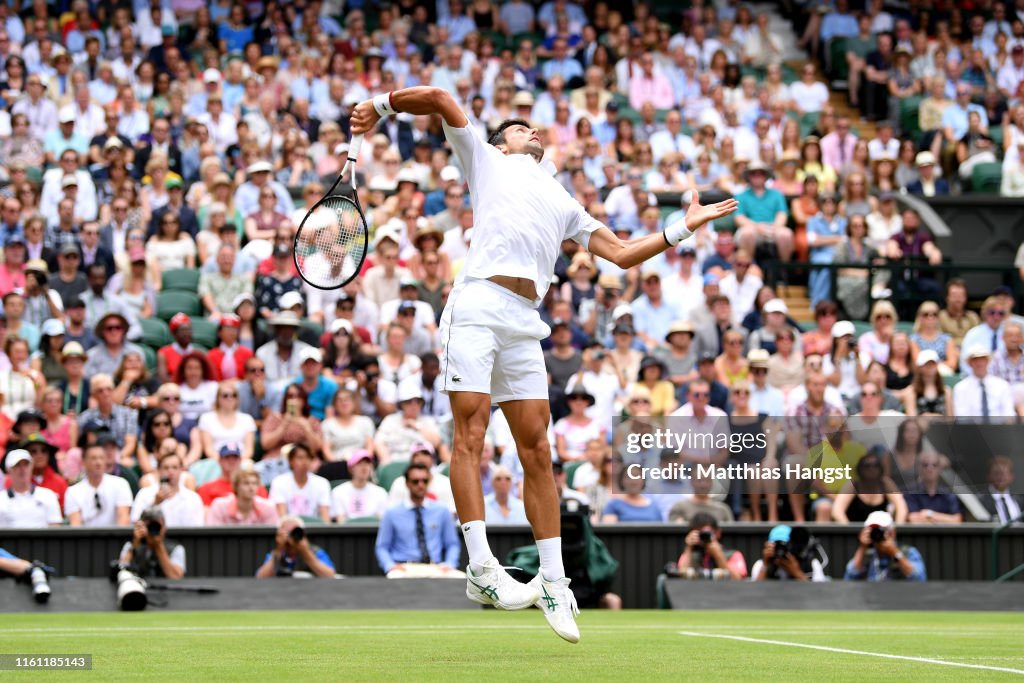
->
[819, 131, 858, 170]
[207, 494, 280, 526]
[0, 264, 25, 297]
[628, 73, 676, 111]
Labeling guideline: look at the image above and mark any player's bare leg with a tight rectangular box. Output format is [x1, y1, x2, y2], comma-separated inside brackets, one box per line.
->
[450, 391, 539, 610]
[499, 398, 580, 644]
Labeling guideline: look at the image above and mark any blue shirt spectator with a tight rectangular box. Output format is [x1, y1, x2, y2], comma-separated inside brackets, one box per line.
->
[542, 57, 584, 84]
[844, 545, 926, 581]
[736, 185, 789, 225]
[602, 496, 663, 522]
[820, 9, 859, 43]
[375, 500, 461, 573]
[291, 375, 338, 422]
[941, 97, 987, 142]
[484, 492, 528, 525]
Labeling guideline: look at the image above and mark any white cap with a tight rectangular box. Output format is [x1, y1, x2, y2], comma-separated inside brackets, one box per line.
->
[299, 347, 323, 364]
[4, 449, 30, 469]
[613, 303, 633, 320]
[396, 168, 420, 187]
[831, 320, 856, 338]
[396, 379, 423, 403]
[864, 510, 894, 529]
[916, 349, 940, 367]
[966, 344, 992, 361]
[41, 319, 66, 336]
[373, 226, 401, 248]
[246, 160, 273, 174]
[58, 109, 76, 124]
[203, 68, 222, 83]
[334, 142, 350, 155]
[61, 175, 79, 188]
[330, 318, 353, 335]
[440, 166, 461, 182]
[763, 298, 788, 315]
[279, 291, 304, 310]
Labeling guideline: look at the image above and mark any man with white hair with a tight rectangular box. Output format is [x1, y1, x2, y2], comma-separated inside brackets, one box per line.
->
[484, 465, 528, 524]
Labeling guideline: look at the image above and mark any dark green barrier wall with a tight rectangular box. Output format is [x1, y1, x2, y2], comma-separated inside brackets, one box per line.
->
[2, 524, 1020, 608]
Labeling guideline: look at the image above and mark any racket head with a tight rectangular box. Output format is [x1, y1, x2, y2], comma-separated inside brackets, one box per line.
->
[294, 193, 369, 290]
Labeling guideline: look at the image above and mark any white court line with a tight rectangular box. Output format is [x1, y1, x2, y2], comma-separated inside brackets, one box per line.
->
[678, 631, 1024, 676]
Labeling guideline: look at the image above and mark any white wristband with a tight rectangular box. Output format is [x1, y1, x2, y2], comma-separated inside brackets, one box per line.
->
[372, 92, 397, 118]
[663, 216, 692, 247]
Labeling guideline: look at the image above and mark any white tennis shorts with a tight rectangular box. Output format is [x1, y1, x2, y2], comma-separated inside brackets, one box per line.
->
[438, 278, 551, 403]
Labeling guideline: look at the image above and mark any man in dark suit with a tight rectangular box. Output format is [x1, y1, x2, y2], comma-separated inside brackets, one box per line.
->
[980, 456, 1023, 524]
[148, 179, 199, 239]
[905, 151, 951, 196]
[78, 222, 116, 279]
[134, 117, 183, 180]
[379, 115, 415, 161]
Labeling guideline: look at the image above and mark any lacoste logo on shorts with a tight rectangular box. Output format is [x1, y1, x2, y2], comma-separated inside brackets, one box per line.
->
[452, 375, 462, 383]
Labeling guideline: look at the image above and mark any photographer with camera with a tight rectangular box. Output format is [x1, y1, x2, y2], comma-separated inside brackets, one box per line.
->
[119, 507, 186, 579]
[675, 513, 747, 580]
[0, 549, 53, 604]
[256, 515, 336, 578]
[751, 525, 828, 582]
[844, 511, 926, 582]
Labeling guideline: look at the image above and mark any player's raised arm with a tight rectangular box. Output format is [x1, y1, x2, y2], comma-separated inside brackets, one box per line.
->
[587, 189, 738, 270]
[350, 87, 469, 135]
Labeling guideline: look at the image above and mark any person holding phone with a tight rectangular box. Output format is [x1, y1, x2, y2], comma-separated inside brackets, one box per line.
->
[129, 452, 204, 527]
[255, 515, 336, 578]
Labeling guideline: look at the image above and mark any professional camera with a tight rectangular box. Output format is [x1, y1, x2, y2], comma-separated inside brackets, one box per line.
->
[15, 560, 52, 604]
[869, 526, 887, 544]
[289, 526, 306, 542]
[773, 541, 789, 560]
[109, 561, 147, 611]
[698, 530, 713, 545]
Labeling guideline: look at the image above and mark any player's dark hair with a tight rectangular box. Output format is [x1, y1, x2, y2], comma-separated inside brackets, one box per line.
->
[488, 118, 531, 146]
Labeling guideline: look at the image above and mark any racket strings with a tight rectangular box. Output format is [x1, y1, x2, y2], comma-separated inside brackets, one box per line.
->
[296, 195, 366, 289]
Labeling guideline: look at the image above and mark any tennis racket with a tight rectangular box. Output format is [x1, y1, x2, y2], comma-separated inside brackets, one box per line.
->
[294, 134, 369, 290]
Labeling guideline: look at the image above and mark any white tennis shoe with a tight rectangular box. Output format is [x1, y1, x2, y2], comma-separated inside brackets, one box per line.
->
[528, 574, 580, 644]
[465, 558, 540, 610]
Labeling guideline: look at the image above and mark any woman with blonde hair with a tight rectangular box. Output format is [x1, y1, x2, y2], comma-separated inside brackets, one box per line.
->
[140, 153, 174, 223]
[715, 329, 750, 387]
[909, 300, 957, 374]
[197, 380, 257, 461]
[562, 251, 597, 315]
[858, 300, 898, 364]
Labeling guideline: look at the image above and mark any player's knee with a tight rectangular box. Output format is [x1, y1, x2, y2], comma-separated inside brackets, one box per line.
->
[454, 421, 488, 454]
[518, 439, 553, 469]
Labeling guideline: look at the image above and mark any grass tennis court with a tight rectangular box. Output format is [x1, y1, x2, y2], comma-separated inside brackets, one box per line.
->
[2, 610, 1022, 680]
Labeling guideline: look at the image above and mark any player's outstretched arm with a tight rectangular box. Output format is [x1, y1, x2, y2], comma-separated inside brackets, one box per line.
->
[588, 189, 738, 270]
[350, 87, 469, 136]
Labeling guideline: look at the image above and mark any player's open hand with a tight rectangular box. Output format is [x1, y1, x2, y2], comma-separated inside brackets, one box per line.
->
[350, 100, 381, 136]
[685, 189, 739, 231]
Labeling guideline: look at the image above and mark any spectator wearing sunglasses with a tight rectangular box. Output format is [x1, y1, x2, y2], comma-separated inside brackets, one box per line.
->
[66, 443, 132, 526]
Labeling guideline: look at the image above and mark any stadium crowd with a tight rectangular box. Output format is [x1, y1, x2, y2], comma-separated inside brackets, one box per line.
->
[0, 0, 1022, 542]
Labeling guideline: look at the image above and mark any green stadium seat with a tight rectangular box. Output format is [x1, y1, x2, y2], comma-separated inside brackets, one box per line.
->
[140, 317, 172, 349]
[161, 268, 200, 293]
[438, 463, 450, 478]
[943, 373, 961, 388]
[190, 458, 222, 487]
[329, 479, 349, 489]
[799, 112, 819, 137]
[565, 461, 585, 489]
[895, 321, 915, 335]
[827, 38, 848, 81]
[376, 462, 408, 492]
[299, 515, 326, 525]
[157, 291, 202, 321]
[142, 345, 157, 371]
[989, 125, 1004, 148]
[899, 96, 923, 138]
[971, 162, 1003, 193]
[190, 318, 219, 349]
[345, 516, 380, 524]
[300, 319, 324, 340]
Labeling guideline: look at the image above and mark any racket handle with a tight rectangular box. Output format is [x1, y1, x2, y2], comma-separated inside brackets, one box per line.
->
[348, 135, 364, 163]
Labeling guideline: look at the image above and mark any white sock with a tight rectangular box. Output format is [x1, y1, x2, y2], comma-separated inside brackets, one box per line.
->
[537, 537, 564, 582]
[461, 520, 493, 574]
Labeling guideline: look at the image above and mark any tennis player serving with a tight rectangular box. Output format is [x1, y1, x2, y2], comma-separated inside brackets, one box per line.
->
[351, 87, 737, 643]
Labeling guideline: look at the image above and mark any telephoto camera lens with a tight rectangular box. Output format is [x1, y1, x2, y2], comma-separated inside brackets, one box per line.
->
[290, 526, 306, 542]
[29, 562, 50, 604]
[869, 526, 886, 544]
[147, 520, 162, 537]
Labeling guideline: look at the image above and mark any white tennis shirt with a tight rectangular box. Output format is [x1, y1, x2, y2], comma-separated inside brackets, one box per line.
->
[442, 121, 605, 302]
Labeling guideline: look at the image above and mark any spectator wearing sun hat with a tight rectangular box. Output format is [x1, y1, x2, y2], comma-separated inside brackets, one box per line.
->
[954, 344, 1016, 420]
